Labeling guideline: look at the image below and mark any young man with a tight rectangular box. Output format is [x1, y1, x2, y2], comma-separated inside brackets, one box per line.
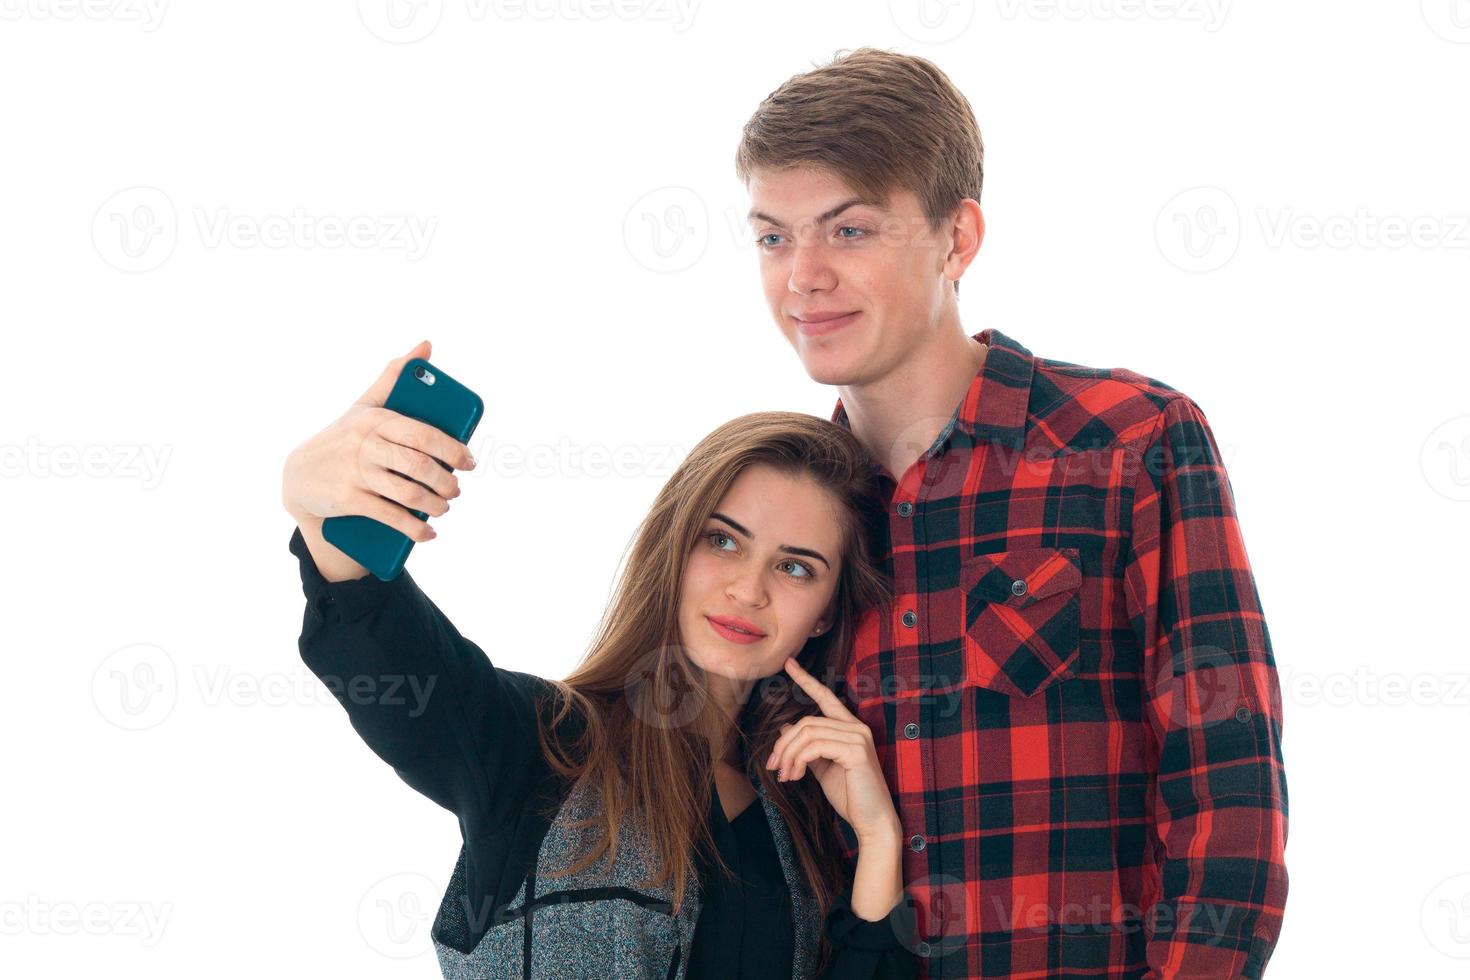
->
[736, 48, 1288, 979]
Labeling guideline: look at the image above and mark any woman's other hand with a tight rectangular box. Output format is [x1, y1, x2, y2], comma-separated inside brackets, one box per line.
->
[764, 657, 902, 845]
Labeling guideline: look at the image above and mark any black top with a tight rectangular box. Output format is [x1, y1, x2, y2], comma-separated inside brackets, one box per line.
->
[288, 526, 919, 979]
[687, 787, 795, 978]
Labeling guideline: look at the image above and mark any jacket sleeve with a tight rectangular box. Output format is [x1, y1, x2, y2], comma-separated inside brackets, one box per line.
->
[1123, 395, 1289, 978]
[818, 884, 921, 979]
[289, 525, 547, 844]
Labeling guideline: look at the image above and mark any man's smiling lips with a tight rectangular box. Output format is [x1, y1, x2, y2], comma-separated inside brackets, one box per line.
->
[792, 310, 860, 337]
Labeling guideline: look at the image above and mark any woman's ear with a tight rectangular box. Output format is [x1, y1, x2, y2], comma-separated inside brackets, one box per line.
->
[810, 603, 838, 636]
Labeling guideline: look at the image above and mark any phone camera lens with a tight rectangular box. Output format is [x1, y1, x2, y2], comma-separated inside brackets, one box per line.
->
[413, 365, 426, 380]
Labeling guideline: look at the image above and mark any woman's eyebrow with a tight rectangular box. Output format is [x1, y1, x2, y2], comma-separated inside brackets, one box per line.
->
[709, 512, 831, 569]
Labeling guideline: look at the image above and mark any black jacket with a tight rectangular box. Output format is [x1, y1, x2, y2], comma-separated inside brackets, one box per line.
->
[290, 527, 920, 979]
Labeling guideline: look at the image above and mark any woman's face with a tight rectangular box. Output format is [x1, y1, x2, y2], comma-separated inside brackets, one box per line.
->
[678, 463, 845, 685]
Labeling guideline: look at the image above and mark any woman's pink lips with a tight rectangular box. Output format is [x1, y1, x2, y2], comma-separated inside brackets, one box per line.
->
[796, 311, 859, 337]
[706, 616, 765, 645]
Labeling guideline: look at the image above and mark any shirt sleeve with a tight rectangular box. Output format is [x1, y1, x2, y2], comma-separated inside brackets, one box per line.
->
[1122, 395, 1289, 978]
[289, 525, 547, 844]
[818, 884, 921, 979]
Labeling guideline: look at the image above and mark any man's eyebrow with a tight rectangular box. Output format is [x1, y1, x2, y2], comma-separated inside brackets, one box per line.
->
[746, 197, 880, 230]
[709, 512, 831, 570]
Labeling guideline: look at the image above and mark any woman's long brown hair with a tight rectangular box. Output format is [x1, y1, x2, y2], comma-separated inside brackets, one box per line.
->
[530, 410, 893, 974]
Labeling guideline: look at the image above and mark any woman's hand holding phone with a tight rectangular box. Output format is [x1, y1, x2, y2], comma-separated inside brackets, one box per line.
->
[281, 340, 478, 581]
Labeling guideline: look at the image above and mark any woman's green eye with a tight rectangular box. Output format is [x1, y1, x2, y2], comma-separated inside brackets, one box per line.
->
[706, 531, 815, 580]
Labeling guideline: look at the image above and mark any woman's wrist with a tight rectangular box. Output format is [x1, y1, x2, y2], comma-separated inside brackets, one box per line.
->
[850, 823, 905, 921]
[854, 811, 904, 850]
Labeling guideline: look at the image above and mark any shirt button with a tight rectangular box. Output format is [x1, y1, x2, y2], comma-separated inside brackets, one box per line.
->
[916, 941, 932, 958]
[1010, 578, 1028, 597]
[1234, 705, 1253, 724]
[904, 723, 919, 739]
[902, 610, 917, 628]
[909, 834, 926, 852]
[896, 501, 913, 518]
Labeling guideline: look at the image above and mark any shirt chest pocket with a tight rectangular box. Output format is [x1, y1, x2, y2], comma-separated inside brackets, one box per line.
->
[960, 547, 1083, 698]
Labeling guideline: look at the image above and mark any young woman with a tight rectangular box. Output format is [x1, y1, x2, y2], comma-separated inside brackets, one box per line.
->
[282, 344, 920, 979]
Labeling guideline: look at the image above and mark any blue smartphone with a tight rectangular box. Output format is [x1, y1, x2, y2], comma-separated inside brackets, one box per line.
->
[321, 357, 484, 581]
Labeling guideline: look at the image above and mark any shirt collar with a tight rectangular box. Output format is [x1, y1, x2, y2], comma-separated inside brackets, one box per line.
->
[829, 327, 1034, 455]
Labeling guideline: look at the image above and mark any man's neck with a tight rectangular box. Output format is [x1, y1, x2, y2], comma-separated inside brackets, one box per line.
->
[838, 327, 987, 482]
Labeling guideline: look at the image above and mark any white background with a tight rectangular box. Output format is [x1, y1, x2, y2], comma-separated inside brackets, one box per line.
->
[3, 1, 1468, 976]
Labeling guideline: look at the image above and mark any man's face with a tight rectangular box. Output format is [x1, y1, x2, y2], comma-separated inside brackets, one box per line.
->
[746, 166, 963, 387]
[677, 464, 843, 686]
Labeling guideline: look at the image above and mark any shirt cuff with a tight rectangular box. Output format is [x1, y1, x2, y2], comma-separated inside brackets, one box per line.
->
[289, 524, 412, 623]
[825, 885, 918, 952]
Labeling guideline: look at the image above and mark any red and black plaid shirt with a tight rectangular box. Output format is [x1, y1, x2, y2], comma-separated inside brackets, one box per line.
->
[829, 327, 1288, 979]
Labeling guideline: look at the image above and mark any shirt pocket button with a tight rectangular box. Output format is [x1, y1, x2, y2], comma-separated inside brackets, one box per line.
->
[960, 547, 1083, 698]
